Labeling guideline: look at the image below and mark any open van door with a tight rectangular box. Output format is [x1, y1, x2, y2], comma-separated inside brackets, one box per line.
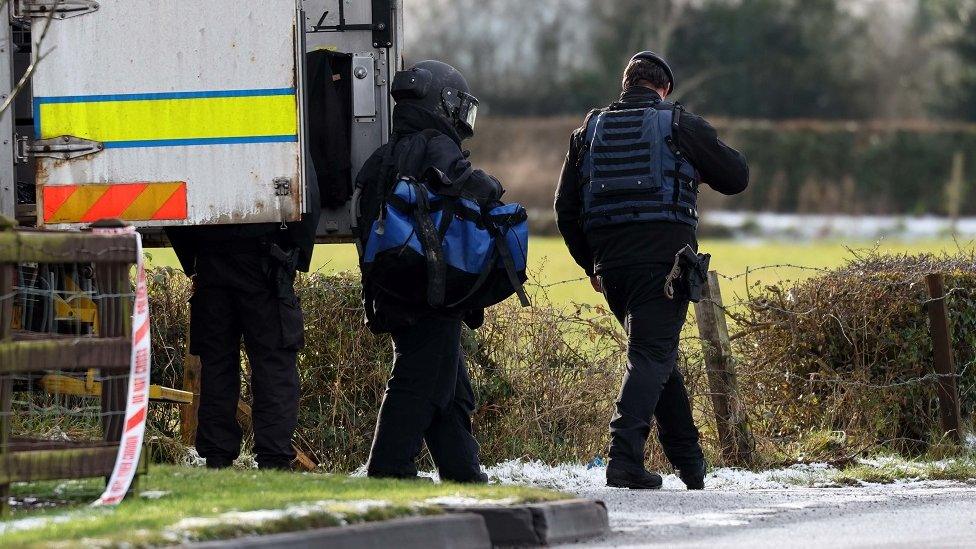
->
[302, 0, 402, 242]
[27, 0, 306, 229]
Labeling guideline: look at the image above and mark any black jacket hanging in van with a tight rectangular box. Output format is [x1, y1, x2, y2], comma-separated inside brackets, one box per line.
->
[306, 50, 353, 208]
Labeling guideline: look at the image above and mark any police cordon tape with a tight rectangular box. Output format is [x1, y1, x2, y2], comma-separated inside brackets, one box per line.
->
[92, 225, 151, 506]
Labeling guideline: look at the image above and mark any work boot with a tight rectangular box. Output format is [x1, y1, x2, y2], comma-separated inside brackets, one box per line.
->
[460, 471, 490, 484]
[368, 472, 434, 483]
[606, 467, 663, 490]
[205, 458, 233, 470]
[257, 460, 294, 472]
[678, 461, 707, 490]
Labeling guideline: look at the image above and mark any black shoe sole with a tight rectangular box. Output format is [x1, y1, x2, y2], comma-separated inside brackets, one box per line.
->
[606, 480, 663, 490]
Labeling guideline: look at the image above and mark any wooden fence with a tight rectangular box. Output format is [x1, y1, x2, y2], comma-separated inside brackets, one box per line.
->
[0, 222, 141, 515]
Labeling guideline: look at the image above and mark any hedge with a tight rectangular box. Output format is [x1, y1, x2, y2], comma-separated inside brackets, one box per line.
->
[146, 252, 976, 470]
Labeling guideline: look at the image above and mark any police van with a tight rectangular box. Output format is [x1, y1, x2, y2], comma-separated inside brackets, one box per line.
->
[0, 0, 402, 244]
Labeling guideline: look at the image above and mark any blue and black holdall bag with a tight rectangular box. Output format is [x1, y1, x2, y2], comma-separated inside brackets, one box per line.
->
[361, 136, 531, 310]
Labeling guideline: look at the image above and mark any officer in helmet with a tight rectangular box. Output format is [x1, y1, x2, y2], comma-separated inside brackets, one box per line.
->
[555, 52, 749, 489]
[355, 60, 501, 483]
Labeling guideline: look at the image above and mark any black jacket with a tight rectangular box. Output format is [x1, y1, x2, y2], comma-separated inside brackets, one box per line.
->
[554, 87, 749, 276]
[356, 104, 502, 334]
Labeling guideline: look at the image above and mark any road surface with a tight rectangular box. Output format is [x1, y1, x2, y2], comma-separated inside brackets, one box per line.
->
[565, 483, 976, 548]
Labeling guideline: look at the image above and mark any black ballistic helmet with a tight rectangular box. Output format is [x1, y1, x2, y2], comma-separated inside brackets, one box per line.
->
[630, 51, 675, 93]
[391, 60, 480, 140]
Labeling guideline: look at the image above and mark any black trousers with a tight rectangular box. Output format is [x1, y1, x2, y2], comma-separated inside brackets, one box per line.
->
[600, 264, 705, 474]
[190, 252, 304, 469]
[366, 317, 483, 482]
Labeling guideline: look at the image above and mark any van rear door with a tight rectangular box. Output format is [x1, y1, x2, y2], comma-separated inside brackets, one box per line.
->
[29, 0, 305, 229]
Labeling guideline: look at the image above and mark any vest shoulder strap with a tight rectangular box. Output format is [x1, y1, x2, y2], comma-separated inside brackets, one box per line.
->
[574, 108, 603, 178]
[671, 102, 685, 154]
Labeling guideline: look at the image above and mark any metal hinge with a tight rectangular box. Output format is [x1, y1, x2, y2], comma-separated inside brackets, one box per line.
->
[13, 0, 99, 20]
[16, 135, 104, 163]
[274, 177, 292, 197]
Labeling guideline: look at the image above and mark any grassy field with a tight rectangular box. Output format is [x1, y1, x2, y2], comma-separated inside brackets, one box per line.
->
[147, 236, 975, 307]
[1, 467, 565, 547]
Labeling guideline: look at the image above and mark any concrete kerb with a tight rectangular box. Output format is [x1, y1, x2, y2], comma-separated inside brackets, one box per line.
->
[187, 513, 492, 549]
[185, 499, 608, 549]
[444, 499, 610, 546]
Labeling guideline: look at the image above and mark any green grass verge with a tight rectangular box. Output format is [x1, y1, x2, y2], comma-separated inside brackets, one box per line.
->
[835, 455, 976, 486]
[1, 466, 567, 548]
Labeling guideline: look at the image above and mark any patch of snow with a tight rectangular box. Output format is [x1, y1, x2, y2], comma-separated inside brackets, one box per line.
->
[709, 463, 838, 490]
[425, 496, 518, 507]
[349, 465, 367, 478]
[487, 459, 976, 493]
[348, 465, 440, 483]
[704, 211, 976, 241]
[418, 470, 440, 482]
[486, 460, 607, 491]
[182, 447, 206, 468]
[485, 460, 842, 491]
[166, 500, 392, 539]
[40, 427, 72, 442]
[0, 513, 81, 535]
[234, 452, 259, 470]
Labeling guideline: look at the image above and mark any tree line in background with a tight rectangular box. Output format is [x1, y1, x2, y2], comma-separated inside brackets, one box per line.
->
[405, 0, 976, 121]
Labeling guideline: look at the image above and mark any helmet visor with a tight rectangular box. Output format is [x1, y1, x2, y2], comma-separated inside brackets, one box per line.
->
[463, 101, 478, 133]
[443, 88, 480, 136]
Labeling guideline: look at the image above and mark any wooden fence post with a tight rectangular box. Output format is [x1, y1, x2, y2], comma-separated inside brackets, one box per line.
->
[925, 273, 962, 444]
[180, 325, 202, 446]
[0, 261, 15, 517]
[694, 271, 754, 466]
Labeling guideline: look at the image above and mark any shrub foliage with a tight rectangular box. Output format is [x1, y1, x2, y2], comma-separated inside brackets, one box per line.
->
[147, 252, 976, 470]
[733, 252, 976, 460]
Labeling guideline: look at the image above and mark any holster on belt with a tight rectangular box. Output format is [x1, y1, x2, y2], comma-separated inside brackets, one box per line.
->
[269, 242, 300, 299]
[665, 244, 711, 303]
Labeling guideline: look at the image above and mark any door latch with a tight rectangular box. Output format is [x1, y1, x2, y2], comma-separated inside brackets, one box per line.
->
[16, 135, 104, 163]
[13, 0, 100, 20]
[274, 177, 292, 197]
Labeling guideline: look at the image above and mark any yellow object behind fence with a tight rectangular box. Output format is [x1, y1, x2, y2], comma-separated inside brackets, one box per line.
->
[40, 374, 193, 404]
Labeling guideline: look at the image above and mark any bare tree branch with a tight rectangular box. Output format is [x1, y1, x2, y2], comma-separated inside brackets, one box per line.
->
[0, 0, 58, 114]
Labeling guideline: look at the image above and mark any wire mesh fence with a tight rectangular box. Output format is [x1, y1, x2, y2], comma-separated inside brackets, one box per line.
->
[0, 227, 140, 514]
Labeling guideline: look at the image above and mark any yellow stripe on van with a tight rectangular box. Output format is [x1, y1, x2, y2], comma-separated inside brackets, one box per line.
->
[36, 89, 297, 146]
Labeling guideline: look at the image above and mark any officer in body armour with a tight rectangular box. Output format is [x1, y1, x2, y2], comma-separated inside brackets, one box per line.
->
[165, 162, 320, 471]
[355, 60, 501, 483]
[555, 52, 749, 489]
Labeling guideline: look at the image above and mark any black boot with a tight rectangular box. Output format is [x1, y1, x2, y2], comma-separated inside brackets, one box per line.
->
[452, 471, 489, 484]
[607, 467, 663, 490]
[205, 458, 233, 470]
[678, 461, 707, 490]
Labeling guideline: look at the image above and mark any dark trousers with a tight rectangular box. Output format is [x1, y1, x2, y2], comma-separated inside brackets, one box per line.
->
[190, 252, 304, 469]
[600, 264, 704, 474]
[366, 317, 483, 482]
